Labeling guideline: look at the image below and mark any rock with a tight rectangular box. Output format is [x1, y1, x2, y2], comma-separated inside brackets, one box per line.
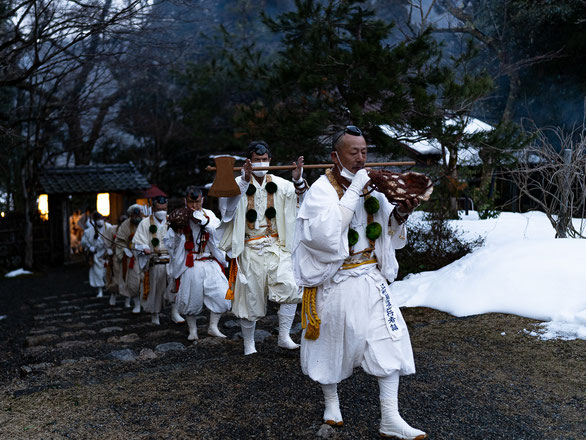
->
[316, 424, 336, 438]
[146, 329, 182, 338]
[62, 330, 97, 338]
[29, 326, 59, 334]
[260, 314, 279, 326]
[197, 337, 230, 346]
[98, 326, 123, 334]
[291, 322, 303, 335]
[223, 319, 239, 329]
[60, 359, 78, 365]
[24, 346, 48, 356]
[30, 362, 54, 371]
[107, 333, 140, 344]
[106, 349, 137, 361]
[56, 340, 91, 349]
[155, 342, 186, 352]
[232, 329, 272, 342]
[94, 318, 129, 325]
[19, 365, 33, 376]
[26, 334, 59, 346]
[78, 357, 95, 362]
[137, 348, 157, 360]
[61, 323, 87, 329]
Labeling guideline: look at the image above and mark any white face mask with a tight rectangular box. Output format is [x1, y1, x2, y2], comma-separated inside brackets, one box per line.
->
[334, 152, 356, 181]
[95, 220, 104, 227]
[154, 210, 167, 221]
[251, 161, 270, 177]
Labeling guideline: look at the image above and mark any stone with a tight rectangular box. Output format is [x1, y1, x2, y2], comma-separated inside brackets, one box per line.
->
[145, 330, 181, 338]
[26, 334, 59, 346]
[197, 337, 229, 347]
[60, 359, 78, 365]
[291, 322, 303, 335]
[232, 329, 272, 342]
[62, 330, 97, 338]
[155, 342, 186, 352]
[98, 326, 123, 334]
[223, 319, 239, 329]
[137, 348, 157, 360]
[20, 365, 33, 376]
[30, 362, 54, 371]
[24, 346, 48, 356]
[106, 349, 137, 361]
[56, 340, 91, 349]
[107, 333, 140, 344]
[29, 326, 59, 334]
[316, 423, 336, 438]
[261, 314, 279, 326]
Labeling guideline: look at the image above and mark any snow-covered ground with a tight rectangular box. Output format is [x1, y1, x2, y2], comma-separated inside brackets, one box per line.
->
[392, 211, 586, 341]
[4, 268, 33, 278]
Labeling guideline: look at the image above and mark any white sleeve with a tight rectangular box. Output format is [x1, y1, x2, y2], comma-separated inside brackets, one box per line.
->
[218, 177, 249, 222]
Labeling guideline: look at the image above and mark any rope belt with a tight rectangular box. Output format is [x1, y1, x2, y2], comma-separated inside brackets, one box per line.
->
[340, 258, 377, 270]
[245, 232, 278, 243]
[302, 257, 379, 341]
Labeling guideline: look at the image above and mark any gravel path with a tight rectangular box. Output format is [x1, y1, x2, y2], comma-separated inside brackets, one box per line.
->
[0, 265, 584, 439]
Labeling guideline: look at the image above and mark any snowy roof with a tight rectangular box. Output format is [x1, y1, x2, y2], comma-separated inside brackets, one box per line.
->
[381, 117, 494, 166]
[39, 163, 150, 194]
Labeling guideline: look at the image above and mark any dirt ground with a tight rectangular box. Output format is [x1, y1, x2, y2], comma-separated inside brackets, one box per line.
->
[0, 265, 584, 439]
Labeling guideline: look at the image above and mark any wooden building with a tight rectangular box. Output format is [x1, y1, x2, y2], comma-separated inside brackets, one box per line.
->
[38, 163, 150, 265]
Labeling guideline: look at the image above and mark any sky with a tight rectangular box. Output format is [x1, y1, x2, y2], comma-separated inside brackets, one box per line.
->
[391, 211, 586, 341]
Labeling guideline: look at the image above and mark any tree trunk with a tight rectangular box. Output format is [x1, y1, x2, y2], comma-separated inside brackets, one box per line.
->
[501, 69, 520, 124]
[21, 166, 34, 269]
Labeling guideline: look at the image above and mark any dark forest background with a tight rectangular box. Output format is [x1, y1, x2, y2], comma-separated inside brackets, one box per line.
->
[2, 0, 586, 224]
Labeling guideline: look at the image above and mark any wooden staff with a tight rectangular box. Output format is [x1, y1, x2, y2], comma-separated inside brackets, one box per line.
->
[206, 155, 416, 197]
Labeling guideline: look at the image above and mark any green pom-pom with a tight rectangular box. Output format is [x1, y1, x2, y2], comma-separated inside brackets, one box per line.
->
[265, 207, 276, 219]
[149, 224, 158, 234]
[365, 222, 382, 241]
[246, 185, 256, 196]
[246, 209, 257, 223]
[364, 197, 380, 214]
[151, 237, 160, 247]
[265, 181, 278, 194]
[348, 228, 359, 246]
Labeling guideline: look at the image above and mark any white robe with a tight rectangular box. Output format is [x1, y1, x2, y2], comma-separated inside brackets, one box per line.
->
[115, 219, 141, 299]
[81, 225, 107, 288]
[293, 174, 415, 384]
[164, 209, 231, 316]
[133, 215, 170, 314]
[218, 174, 301, 321]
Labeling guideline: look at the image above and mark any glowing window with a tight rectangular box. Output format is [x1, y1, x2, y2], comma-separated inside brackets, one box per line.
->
[38, 194, 49, 221]
[96, 193, 110, 217]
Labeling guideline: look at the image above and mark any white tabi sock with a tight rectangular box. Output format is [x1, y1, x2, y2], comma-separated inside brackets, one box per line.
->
[171, 303, 185, 324]
[277, 303, 299, 349]
[151, 313, 160, 325]
[185, 315, 199, 341]
[378, 372, 427, 439]
[321, 383, 343, 426]
[208, 312, 226, 338]
[96, 287, 103, 298]
[132, 296, 141, 314]
[109, 293, 116, 306]
[240, 319, 257, 355]
[124, 297, 131, 308]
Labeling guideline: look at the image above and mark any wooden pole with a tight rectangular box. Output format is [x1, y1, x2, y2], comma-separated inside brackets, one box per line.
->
[205, 161, 415, 172]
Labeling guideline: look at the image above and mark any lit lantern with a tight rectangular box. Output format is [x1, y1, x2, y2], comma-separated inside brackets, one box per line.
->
[96, 193, 110, 217]
[38, 194, 49, 221]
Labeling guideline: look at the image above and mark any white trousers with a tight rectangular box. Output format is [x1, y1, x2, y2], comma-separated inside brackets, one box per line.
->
[176, 259, 231, 316]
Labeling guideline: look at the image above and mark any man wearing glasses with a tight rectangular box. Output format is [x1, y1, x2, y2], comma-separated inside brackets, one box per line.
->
[292, 126, 427, 439]
[164, 187, 231, 341]
[219, 141, 308, 355]
[133, 195, 171, 325]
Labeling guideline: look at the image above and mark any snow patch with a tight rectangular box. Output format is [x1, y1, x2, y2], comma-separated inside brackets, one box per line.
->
[4, 268, 33, 278]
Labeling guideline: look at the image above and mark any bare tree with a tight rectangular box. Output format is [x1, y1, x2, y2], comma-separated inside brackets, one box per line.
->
[0, 0, 154, 268]
[510, 124, 586, 238]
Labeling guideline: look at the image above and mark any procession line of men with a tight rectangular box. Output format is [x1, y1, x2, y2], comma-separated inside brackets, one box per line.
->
[80, 130, 428, 440]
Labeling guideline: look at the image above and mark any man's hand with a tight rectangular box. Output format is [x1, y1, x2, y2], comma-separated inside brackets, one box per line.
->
[192, 210, 205, 224]
[143, 248, 152, 255]
[242, 159, 252, 183]
[396, 198, 420, 216]
[292, 156, 304, 182]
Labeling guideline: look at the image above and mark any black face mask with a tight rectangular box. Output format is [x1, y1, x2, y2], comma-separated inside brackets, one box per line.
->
[131, 217, 142, 225]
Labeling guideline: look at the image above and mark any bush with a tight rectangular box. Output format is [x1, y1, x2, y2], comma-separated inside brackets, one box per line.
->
[396, 214, 484, 280]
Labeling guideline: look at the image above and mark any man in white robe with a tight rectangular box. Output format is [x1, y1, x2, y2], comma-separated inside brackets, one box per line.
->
[81, 212, 108, 298]
[115, 205, 144, 313]
[165, 187, 231, 341]
[219, 141, 308, 355]
[103, 214, 127, 306]
[133, 196, 171, 325]
[293, 126, 427, 440]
